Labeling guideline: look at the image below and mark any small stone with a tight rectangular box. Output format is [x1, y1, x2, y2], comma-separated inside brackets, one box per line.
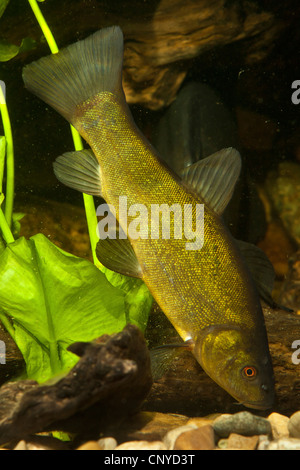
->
[226, 433, 259, 450]
[174, 424, 215, 450]
[268, 412, 289, 439]
[14, 440, 27, 450]
[213, 412, 271, 438]
[258, 437, 300, 450]
[256, 435, 271, 450]
[98, 437, 117, 450]
[163, 424, 198, 450]
[115, 440, 167, 450]
[77, 441, 102, 450]
[217, 438, 228, 449]
[288, 411, 300, 438]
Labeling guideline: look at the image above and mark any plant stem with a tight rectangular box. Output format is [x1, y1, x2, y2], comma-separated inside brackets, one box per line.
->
[28, 0, 99, 265]
[0, 136, 5, 194]
[70, 125, 99, 266]
[27, 0, 59, 54]
[0, 208, 14, 244]
[0, 85, 14, 229]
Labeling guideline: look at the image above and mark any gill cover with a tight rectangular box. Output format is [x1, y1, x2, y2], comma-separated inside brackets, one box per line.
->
[194, 324, 275, 409]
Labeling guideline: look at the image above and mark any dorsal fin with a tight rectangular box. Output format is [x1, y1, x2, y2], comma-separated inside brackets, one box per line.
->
[181, 147, 241, 215]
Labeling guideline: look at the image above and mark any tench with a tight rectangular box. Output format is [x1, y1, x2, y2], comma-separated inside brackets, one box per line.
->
[23, 26, 275, 409]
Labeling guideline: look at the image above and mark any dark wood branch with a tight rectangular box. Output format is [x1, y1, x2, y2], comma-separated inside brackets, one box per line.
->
[0, 325, 152, 445]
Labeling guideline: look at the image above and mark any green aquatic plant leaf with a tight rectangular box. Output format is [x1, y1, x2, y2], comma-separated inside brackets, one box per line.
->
[0, 37, 37, 62]
[104, 269, 152, 333]
[0, 0, 9, 19]
[11, 212, 25, 239]
[0, 39, 19, 62]
[0, 233, 128, 383]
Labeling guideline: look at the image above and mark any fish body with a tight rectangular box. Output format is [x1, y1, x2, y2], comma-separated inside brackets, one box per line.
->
[23, 26, 275, 409]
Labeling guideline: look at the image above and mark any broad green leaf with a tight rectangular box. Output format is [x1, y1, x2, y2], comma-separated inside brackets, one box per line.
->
[0, 233, 127, 382]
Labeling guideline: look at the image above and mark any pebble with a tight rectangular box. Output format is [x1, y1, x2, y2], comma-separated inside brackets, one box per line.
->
[77, 441, 102, 450]
[212, 412, 271, 438]
[288, 411, 300, 438]
[98, 437, 117, 450]
[174, 425, 215, 450]
[14, 441, 27, 450]
[257, 436, 300, 450]
[163, 424, 198, 450]
[268, 412, 289, 439]
[226, 433, 259, 450]
[115, 440, 167, 450]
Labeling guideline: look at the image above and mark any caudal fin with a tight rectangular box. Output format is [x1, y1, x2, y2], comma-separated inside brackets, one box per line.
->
[22, 26, 124, 124]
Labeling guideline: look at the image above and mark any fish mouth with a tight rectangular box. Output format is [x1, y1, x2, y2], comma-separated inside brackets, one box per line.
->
[237, 399, 274, 410]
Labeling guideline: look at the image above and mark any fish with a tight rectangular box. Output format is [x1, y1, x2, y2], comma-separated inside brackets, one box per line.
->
[22, 26, 275, 409]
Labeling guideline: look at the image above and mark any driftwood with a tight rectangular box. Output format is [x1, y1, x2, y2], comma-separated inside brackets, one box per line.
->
[0, 325, 152, 445]
[2, 0, 283, 109]
[144, 304, 300, 418]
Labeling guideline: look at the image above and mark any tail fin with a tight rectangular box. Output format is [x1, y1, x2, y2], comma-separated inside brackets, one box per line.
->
[22, 26, 124, 124]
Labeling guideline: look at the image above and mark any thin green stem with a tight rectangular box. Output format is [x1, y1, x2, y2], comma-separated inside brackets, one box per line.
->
[0, 136, 5, 194]
[0, 86, 14, 229]
[0, 208, 14, 244]
[28, 0, 99, 265]
[27, 0, 59, 54]
[70, 125, 99, 265]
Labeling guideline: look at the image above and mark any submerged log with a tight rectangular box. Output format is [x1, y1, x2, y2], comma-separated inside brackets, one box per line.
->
[2, 0, 283, 109]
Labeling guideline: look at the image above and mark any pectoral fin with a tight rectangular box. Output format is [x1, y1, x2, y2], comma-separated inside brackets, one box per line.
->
[237, 239, 293, 312]
[150, 341, 193, 381]
[96, 237, 142, 278]
[53, 149, 103, 196]
[237, 239, 275, 303]
[181, 147, 241, 215]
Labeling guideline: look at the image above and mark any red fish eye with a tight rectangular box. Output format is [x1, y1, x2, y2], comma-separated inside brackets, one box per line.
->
[242, 366, 257, 379]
